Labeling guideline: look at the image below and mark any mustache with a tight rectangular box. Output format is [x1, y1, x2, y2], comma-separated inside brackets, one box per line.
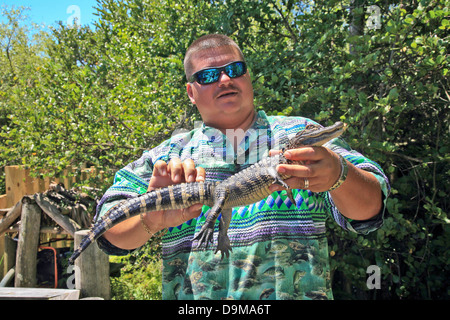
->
[215, 85, 240, 98]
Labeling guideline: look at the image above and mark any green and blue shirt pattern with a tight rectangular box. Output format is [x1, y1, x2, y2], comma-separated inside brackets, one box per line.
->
[95, 110, 390, 300]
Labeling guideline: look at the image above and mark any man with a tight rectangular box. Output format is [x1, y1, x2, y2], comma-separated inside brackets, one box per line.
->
[95, 34, 389, 299]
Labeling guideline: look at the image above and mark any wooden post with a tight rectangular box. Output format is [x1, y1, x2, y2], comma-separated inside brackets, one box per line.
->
[2, 234, 17, 280]
[0, 200, 23, 235]
[0, 194, 7, 209]
[5, 166, 42, 208]
[15, 196, 41, 287]
[74, 230, 110, 299]
[34, 193, 81, 236]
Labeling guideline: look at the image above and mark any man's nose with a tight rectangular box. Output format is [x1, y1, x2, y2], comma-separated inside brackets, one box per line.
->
[219, 70, 232, 87]
[218, 70, 232, 84]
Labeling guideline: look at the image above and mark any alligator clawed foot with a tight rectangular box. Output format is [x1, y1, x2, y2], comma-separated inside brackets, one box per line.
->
[194, 226, 214, 249]
[215, 234, 232, 260]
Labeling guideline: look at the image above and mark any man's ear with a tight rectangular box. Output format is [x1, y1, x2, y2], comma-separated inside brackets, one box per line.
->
[186, 82, 196, 104]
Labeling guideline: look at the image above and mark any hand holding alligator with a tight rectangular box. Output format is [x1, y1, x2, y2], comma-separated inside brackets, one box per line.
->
[145, 158, 205, 232]
[269, 146, 342, 193]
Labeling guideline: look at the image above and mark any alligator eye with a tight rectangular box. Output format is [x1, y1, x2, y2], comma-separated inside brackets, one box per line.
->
[305, 124, 321, 131]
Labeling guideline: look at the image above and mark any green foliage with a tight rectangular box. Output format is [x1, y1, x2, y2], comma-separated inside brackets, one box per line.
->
[320, 0, 450, 299]
[0, 5, 52, 193]
[110, 238, 163, 300]
[1, 0, 448, 299]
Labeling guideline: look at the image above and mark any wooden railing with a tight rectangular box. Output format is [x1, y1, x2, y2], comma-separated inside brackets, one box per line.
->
[0, 165, 102, 210]
[0, 165, 110, 299]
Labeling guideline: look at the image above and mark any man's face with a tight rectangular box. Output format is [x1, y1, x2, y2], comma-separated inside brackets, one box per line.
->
[186, 46, 254, 131]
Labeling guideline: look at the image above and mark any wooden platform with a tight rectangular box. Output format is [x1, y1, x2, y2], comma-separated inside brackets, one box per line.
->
[0, 287, 80, 300]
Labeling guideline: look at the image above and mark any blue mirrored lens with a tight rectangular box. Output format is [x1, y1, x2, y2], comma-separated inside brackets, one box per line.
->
[225, 62, 245, 78]
[197, 69, 220, 84]
[194, 61, 246, 84]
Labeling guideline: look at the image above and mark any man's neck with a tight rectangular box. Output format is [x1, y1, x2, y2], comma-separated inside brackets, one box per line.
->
[222, 110, 256, 152]
[212, 109, 256, 134]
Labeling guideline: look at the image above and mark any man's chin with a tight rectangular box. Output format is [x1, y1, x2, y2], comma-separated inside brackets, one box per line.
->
[216, 94, 246, 108]
[215, 102, 242, 114]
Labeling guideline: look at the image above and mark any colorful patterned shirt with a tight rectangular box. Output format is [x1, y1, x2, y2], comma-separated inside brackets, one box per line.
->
[95, 110, 390, 300]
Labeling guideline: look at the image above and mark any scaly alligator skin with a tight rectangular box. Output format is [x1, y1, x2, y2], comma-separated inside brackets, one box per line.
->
[69, 121, 346, 264]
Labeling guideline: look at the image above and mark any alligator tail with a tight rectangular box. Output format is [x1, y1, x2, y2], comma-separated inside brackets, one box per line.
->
[68, 181, 215, 264]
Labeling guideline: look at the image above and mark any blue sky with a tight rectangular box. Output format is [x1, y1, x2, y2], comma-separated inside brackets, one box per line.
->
[1, 0, 100, 29]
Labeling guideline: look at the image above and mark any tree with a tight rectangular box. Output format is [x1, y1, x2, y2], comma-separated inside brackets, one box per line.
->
[0, 5, 51, 194]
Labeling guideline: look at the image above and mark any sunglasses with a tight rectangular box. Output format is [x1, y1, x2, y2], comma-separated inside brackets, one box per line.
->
[188, 61, 247, 85]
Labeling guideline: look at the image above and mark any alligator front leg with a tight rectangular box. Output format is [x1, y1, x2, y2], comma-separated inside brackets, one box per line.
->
[267, 164, 295, 204]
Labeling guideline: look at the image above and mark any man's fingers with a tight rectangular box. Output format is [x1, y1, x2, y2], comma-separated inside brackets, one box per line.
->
[148, 160, 171, 191]
[283, 147, 324, 161]
[182, 158, 197, 182]
[167, 158, 201, 183]
[153, 160, 168, 177]
[269, 149, 282, 156]
[168, 158, 183, 183]
[196, 166, 206, 182]
[268, 176, 316, 192]
[154, 158, 205, 188]
[277, 163, 313, 177]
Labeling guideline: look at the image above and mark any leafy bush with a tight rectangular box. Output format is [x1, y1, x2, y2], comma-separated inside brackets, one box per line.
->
[110, 238, 163, 300]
